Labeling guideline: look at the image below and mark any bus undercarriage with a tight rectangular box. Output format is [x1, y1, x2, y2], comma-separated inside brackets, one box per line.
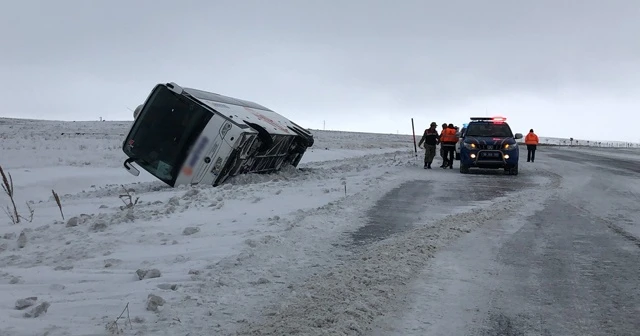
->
[213, 122, 313, 186]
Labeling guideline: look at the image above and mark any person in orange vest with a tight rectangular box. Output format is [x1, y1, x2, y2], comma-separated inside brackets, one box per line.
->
[440, 123, 459, 169]
[438, 123, 448, 167]
[525, 129, 539, 162]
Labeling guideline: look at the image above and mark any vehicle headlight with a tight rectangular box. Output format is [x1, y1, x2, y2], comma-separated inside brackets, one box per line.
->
[463, 143, 477, 149]
[503, 143, 517, 150]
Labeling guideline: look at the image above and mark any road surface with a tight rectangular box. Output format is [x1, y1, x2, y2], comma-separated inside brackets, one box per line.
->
[372, 146, 640, 336]
[234, 146, 640, 336]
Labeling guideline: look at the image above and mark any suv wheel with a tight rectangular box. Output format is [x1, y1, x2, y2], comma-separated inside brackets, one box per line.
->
[511, 165, 518, 175]
[504, 165, 518, 175]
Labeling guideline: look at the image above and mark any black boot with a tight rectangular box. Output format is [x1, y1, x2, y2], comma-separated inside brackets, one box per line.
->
[427, 163, 432, 169]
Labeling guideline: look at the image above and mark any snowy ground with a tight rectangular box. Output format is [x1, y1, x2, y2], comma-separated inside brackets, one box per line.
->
[0, 118, 638, 336]
[0, 119, 420, 336]
[552, 145, 640, 162]
[535, 135, 638, 147]
[541, 147, 640, 240]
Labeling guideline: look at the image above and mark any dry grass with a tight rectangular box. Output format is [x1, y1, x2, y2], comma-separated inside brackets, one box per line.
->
[52, 189, 64, 220]
[1, 165, 34, 224]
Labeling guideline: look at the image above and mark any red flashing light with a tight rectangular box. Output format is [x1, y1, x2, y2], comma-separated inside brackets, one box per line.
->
[492, 116, 507, 123]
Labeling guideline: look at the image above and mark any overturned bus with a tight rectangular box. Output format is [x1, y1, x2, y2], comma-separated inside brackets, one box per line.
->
[122, 82, 314, 187]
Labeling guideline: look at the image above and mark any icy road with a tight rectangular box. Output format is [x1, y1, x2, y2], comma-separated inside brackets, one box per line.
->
[0, 119, 638, 336]
[371, 147, 640, 336]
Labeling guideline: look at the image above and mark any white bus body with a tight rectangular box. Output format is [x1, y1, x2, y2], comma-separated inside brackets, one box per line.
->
[122, 82, 314, 187]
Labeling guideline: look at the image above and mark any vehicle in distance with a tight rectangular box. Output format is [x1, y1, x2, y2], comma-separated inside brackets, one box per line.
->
[458, 117, 522, 175]
[121, 82, 314, 187]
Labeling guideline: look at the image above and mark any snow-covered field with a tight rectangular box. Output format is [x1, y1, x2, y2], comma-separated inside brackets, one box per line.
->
[0, 118, 634, 336]
[552, 145, 640, 162]
[534, 135, 639, 147]
[0, 118, 426, 336]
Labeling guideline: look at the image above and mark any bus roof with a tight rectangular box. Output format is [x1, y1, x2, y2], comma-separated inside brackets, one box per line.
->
[184, 87, 274, 112]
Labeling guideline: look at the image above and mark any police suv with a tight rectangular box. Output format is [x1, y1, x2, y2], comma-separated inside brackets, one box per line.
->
[457, 117, 523, 175]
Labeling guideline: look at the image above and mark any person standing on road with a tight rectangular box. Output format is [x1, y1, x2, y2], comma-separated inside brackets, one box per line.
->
[418, 122, 440, 169]
[440, 123, 459, 169]
[439, 123, 448, 167]
[525, 129, 539, 162]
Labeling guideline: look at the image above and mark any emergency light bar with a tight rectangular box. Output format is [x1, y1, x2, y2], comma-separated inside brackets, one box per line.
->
[470, 116, 507, 122]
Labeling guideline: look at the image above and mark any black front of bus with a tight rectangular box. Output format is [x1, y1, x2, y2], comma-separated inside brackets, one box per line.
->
[122, 83, 212, 187]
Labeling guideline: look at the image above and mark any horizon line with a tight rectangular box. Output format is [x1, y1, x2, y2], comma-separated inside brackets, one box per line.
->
[0, 116, 637, 145]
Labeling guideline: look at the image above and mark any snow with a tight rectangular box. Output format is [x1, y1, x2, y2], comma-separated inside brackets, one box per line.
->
[552, 145, 640, 162]
[533, 147, 640, 242]
[532, 135, 639, 147]
[0, 118, 423, 335]
[369, 176, 557, 336]
[0, 117, 637, 336]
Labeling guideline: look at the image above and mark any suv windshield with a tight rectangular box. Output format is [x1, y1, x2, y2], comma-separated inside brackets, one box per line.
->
[465, 122, 513, 138]
[123, 85, 212, 185]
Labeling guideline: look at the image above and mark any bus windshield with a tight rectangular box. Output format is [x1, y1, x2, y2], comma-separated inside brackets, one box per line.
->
[464, 123, 513, 138]
[123, 85, 212, 185]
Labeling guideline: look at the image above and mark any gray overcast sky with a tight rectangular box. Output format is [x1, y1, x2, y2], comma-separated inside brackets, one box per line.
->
[2, 0, 639, 142]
